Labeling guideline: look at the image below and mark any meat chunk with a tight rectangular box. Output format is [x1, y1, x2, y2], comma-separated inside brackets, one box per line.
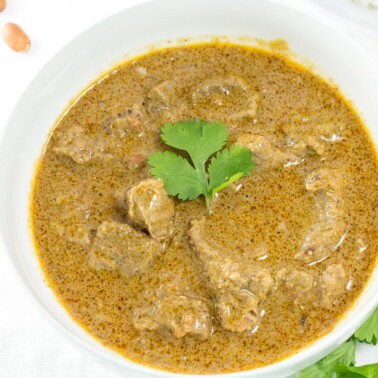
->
[127, 179, 175, 241]
[236, 134, 307, 169]
[145, 80, 187, 123]
[88, 221, 162, 276]
[305, 168, 342, 192]
[283, 121, 345, 156]
[236, 134, 286, 168]
[53, 125, 97, 164]
[133, 294, 212, 340]
[296, 168, 347, 264]
[192, 76, 259, 121]
[103, 103, 149, 138]
[53, 125, 114, 164]
[189, 218, 273, 333]
[318, 264, 347, 308]
[278, 269, 314, 303]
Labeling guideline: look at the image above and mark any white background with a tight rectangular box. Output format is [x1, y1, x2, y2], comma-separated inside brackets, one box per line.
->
[0, 0, 377, 377]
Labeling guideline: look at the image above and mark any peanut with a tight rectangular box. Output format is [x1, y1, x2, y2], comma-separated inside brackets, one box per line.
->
[0, 0, 6, 13]
[2, 23, 31, 52]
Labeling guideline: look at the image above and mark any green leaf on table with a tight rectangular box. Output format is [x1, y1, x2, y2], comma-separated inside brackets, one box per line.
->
[300, 339, 356, 378]
[354, 308, 378, 345]
[335, 362, 378, 377]
[300, 364, 327, 378]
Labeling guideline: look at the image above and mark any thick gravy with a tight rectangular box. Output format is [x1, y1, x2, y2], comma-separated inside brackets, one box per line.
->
[31, 43, 378, 374]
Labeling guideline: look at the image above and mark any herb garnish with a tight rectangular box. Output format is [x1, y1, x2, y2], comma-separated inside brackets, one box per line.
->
[355, 307, 378, 345]
[148, 120, 254, 207]
[301, 307, 378, 377]
[300, 340, 356, 378]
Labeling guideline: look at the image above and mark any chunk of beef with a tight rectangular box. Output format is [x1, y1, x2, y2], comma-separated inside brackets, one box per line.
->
[236, 134, 286, 168]
[192, 76, 259, 121]
[283, 121, 345, 156]
[103, 103, 149, 138]
[236, 134, 308, 169]
[305, 168, 342, 192]
[189, 218, 273, 333]
[277, 269, 314, 303]
[133, 294, 212, 340]
[295, 168, 347, 264]
[53, 125, 97, 164]
[126, 179, 175, 241]
[145, 80, 187, 123]
[318, 264, 347, 308]
[88, 221, 162, 276]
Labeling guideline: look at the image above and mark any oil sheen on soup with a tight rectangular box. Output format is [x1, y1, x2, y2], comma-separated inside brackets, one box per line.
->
[30, 43, 378, 374]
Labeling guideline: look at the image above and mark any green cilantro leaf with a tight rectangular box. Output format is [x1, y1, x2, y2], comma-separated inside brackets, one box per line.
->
[300, 340, 356, 378]
[148, 120, 254, 207]
[161, 120, 228, 169]
[354, 308, 378, 345]
[208, 145, 254, 196]
[148, 151, 204, 201]
[335, 363, 378, 378]
[300, 364, 327, 378]
[301, 308, 378, 378]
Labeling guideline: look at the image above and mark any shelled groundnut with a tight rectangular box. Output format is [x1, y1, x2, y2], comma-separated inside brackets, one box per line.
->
[2, 23, 30, 52]
[0, 0, 6, 13]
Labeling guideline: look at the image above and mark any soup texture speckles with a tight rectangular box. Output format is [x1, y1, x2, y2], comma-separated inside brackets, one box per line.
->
[31, 43, 378, 374]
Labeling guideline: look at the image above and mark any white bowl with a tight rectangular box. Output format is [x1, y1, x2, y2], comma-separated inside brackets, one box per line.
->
[0, 0, 377, 377]
[308, 0, 378, 37]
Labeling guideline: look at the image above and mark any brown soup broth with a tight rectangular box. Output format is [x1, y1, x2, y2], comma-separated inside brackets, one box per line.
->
[30, 43, 378, 374]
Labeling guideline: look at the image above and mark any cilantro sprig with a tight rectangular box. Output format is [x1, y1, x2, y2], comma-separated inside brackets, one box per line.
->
[148, 120, 254, 207]
[355, 307, 378, 345]
[301, 307, 378, 378]
[300, 340, 356, 378]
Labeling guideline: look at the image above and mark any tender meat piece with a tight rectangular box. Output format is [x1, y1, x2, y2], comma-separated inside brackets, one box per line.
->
[103, 103, 149, 138]
[283, 121, 345, 156]
[126, 179, 175, 241]
[278, 269, 314, 302]
[305, 168, 342, 192]
[53, 125, 97, 164]
[236, 134, 306, 169]
[284, 270, 314, 293]
[145, 80, 187, 123]
[295, 168, 347, 264]
[318, 264, 347, 308]
[189, 218, 273, 333]
[242, 242, 268, 261]
[236, 134, 286, 168]
[192, 76, 259, 121]
[133, 294, 212, 340]
[88, 221, 162, 276]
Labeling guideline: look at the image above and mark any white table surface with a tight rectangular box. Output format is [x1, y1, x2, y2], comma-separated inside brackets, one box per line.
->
[0, 1, 377, 377]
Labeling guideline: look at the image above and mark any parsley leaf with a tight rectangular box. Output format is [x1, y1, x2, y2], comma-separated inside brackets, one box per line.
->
[300, 340, 356, 378]
[335, 363, 378, 378]
[148, 120, 254, 206]
[354, 308, 378, 345]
